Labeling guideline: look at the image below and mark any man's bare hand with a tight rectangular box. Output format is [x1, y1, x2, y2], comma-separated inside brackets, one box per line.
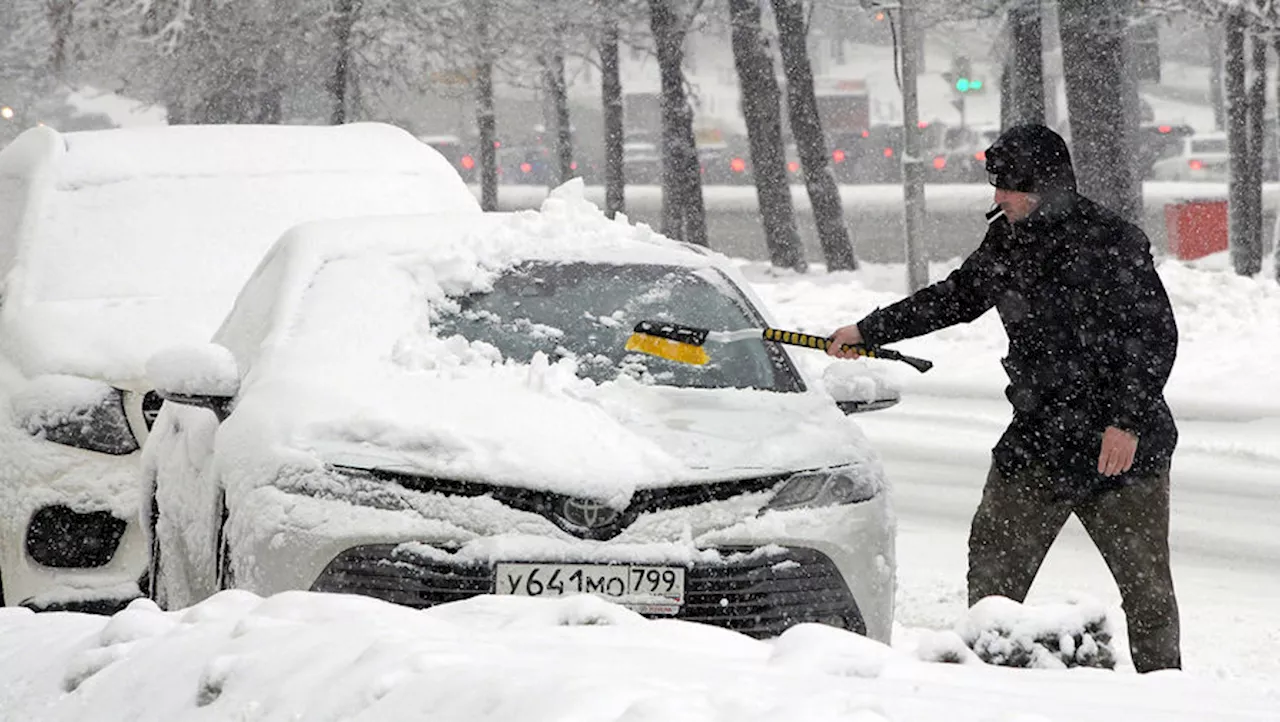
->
[827, 324, 866, 359]
[1098, 426, 1138, 476]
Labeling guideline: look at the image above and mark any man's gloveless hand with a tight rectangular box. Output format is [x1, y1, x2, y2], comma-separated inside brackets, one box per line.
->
[1098, 426, 1138, 476]
[826, 324, 866, 359]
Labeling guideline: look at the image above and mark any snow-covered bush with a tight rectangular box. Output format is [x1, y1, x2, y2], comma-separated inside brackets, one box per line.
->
[954, 596, 1117, 670]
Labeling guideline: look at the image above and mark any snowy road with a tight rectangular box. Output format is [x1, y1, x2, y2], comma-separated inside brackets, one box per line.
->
[860, 392, 1280, 682]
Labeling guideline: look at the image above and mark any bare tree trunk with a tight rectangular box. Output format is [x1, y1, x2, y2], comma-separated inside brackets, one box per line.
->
[1007, 0, 1044, 127]
[1225, 10, 1251, 276]
[1059, 0, 1141, 223]
[648, 0, 707, 246]
[46, 0, 74, 80]
[1241, 29, 1266, 276]
[543, 31, 573, 186]
[771, 0, 855, 271]
[476, 0, 499, 211]
[1274, 37, 1280, 283]
[1210, 24, 1226, 131]
[600, 10, 625, 218]
[728, 0, 804, 271]
[328, 0, 357, 125]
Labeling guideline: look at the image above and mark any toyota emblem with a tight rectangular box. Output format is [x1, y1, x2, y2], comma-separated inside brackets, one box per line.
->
[560, 498, 621, 530]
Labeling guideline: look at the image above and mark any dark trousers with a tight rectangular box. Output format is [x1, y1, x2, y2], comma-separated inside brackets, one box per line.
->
[967, 464, 1182, 673]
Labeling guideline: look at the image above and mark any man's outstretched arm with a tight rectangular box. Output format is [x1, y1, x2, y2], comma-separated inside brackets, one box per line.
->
[829, 221, 1010, 356]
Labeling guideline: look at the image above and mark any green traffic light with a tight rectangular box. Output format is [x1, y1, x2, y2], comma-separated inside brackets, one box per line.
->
[956, 78, 970, 93]
[971, 79, 983, 90]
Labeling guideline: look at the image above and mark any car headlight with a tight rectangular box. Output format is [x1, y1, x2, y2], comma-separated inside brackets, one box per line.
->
[763, 466, 881, 512]
[11, 375, 140, 455]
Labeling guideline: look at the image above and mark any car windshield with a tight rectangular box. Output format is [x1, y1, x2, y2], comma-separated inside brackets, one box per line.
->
[1190, 138, 1228, 154]
[433, 262, 803, 392]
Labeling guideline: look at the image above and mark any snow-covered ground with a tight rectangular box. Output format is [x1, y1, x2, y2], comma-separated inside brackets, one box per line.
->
[1, 250, 1278, 721]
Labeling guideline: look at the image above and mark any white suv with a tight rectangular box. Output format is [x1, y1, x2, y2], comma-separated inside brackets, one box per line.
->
[0, 122, 479, 611]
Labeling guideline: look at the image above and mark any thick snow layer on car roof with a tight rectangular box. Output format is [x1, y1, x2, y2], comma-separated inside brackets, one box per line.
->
[206, 181, 873, 502]
[0, 123, 479, 385]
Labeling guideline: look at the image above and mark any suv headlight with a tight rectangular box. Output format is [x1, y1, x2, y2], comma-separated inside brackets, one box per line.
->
[11, 375, 140, 455]
[763, 466, 881, 512]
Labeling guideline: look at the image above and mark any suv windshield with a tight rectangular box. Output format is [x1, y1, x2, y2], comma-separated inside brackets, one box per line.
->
[434, 262, 803, 392]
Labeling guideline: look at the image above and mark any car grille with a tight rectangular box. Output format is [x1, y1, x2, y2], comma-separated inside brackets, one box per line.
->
[310, 544, 864, 638]
[331, 465, 788, 542]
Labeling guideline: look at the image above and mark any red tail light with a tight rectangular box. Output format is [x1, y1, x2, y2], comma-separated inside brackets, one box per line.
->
[933, 156, 947, 170]
[494, 140, 502, 148]
[861, 130, 870, 138]
[832, 149, 847, 163]
[460, 154, 476, 170]
[1189, 159, 1203, 171]
[520, 162, 532, 174]
[570, 161, 578, 170]
[883, 147, 894, 158]
[918, 121, 929, 129]
[1159, 125, 1172, 134]
[730, 157, 746, 173]
[974, 151, 986, 161]
[787, 161, 800, 173]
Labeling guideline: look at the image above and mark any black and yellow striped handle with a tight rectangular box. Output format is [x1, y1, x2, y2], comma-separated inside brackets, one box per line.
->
[762, 328, 933, 373]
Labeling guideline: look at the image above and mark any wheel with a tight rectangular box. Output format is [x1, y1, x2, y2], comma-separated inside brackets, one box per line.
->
[214, 493, 235, 591]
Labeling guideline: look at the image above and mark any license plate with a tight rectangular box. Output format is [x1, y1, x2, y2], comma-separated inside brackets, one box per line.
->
[494, 563, 685, 615]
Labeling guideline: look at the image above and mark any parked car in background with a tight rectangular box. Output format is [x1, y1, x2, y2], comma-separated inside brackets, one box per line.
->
[927, 125, 999, 184]
[142, 189, 899, 642]
[0, 122, 479, 612]
[1136, 123, 1195, 179]
[1149, 133, 1229, 181]
[419, 133, 477, 183]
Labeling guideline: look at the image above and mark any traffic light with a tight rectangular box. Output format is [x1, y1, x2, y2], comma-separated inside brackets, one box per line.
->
[949, 56, 984, 94]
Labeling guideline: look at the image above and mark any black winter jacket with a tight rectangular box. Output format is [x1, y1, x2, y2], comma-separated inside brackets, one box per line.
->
[856, 192, 1179, 498]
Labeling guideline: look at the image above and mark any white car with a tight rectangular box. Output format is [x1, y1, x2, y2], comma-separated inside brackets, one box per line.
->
[0, 122, 479, 612]
[142, 188, 898, 641]
[1149, 134, 1229, 181]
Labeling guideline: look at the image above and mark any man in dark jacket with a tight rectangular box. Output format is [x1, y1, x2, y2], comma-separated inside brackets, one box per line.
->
[827, 124, 1181, 673]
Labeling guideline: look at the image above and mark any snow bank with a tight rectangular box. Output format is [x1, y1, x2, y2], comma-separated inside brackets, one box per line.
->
[62, 87, 167, 128]
[0, 591, 1275, 722]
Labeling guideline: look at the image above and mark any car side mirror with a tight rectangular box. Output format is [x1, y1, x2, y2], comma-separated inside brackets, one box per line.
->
[145, 344, 240, 422]
[823, 361, 901, 415]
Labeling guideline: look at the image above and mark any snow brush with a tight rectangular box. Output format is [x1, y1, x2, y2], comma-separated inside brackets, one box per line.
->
[624, 320, 934, 373]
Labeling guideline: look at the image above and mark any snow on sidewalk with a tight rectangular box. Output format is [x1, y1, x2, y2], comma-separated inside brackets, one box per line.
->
[1, 592, 1277, 722]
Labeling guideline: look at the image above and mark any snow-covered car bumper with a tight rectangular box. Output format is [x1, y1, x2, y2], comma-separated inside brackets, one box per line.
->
[0, 433, 147, 611]
[228, 472, 896, 642]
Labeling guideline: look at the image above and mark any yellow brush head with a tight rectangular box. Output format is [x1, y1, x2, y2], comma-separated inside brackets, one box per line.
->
[624, 332, 710, 365]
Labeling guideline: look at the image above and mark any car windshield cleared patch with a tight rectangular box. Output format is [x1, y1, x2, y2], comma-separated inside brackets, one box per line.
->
[433, 261, 802, 392]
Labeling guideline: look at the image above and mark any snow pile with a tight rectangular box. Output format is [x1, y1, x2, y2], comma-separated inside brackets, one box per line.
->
[1, 591, 1275, 722]
[952, 596, 1116, 670]
[63, 86, 167, 128]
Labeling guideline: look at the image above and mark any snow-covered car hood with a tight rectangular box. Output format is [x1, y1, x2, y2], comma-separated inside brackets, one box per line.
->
[219, 358, 878, 504]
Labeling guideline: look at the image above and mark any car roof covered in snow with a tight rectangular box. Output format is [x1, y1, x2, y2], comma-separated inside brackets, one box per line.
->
[0, 122, 479, 385]
[214, 180, 733, 363]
